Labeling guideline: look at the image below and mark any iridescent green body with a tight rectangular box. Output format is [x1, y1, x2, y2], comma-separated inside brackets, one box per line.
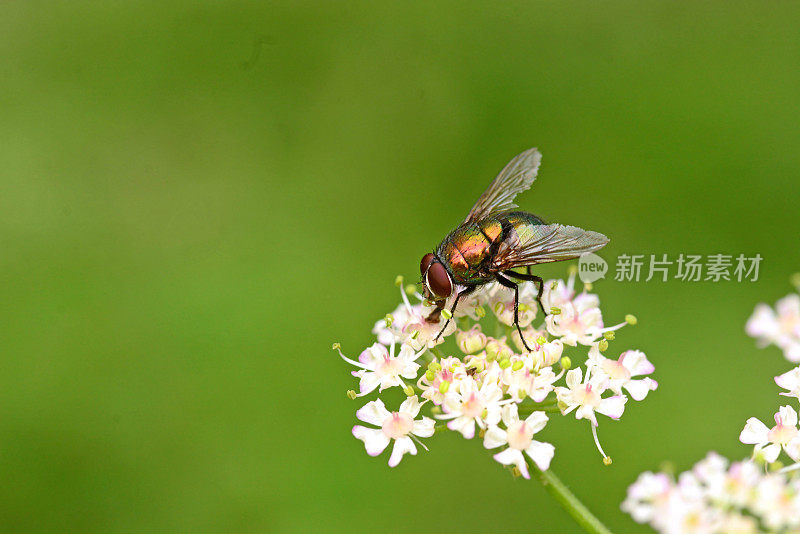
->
[435, 211, 545, 285]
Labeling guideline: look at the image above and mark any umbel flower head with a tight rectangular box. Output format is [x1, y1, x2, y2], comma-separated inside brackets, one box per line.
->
[624, 277, 800, 533]
[338, 269, 656, 473]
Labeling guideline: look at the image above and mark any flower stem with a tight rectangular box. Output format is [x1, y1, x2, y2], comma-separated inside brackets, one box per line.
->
[532, 466, 613, 534]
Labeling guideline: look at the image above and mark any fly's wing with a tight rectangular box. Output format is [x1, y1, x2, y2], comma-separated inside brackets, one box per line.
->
[492, 224, 609, 269]
[464, 148, 542, 223]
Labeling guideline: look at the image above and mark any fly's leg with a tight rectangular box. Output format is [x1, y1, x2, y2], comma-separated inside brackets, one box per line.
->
[434, 285, 477, 342]
[504, 268, 546, 316]
[495, 273, 532, 352]
[425, 300, 444, 323]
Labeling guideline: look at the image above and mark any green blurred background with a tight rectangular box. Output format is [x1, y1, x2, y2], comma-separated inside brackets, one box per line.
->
[1, 1, 799, 532]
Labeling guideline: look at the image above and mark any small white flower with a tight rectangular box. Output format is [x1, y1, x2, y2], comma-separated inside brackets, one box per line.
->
[530, 339, 564, 368]
[339, 341, 422, 397]
[545, 294, 623, 346]
[483, 404, 555, 478]
[499, 357, 559, 403]
[373, 285, 457, 350]
[588, 346, 658, 401]
[746, 294, 800, 362]
[541, 273, 584, 312]
[740, 405, 800, 462]
[486, 281, 538, 328]
[352, 396, 434, 467]
[437, 376, 504, 439]
[485, 336, 514, 361]
[417, 356, 467, 405]
[775, 366, 800, 400]
[455, 325, 488, 354]
[555, 367, 627, 426]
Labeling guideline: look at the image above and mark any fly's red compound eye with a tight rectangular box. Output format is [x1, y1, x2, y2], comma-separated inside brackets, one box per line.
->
[426, 262, 453, 299]
[420, 253, 435, 275]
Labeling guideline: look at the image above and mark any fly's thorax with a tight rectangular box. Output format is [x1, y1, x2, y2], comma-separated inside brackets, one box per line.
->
[437, 223, 494, 285]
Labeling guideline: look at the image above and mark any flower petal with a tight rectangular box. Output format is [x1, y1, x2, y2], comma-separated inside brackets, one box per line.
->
[624, 378, 658, 401]
[597, 395, 627, 420]
[388, 436, 416, 467]
[357, 372, 381, 396]
[399, 395, 422, 418]
[352, 426, 390, 456]
[776, 367, 800, 394]
[525, 440, 555, 470]
[621, 350, 655, 376]
[739, 417, 769, 445]
[448, 417, 475, 439]
[494, 448, 530, 479]
[524, 411, 549, 434]
[412, 416, 435, 438]
[777, 405, 798, 427]
[483, 425, 508, 449]
[355, 399, 390, 426]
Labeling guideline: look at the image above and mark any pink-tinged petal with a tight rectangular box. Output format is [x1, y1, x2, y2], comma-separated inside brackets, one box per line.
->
[352, 426, 390, 456]
[524, 411, 549, 435]
[745, 304, 777, 337]
[624, 378, 657, 401]
[597, 395, 627, 420]
[786, 343, 800, 363]
[621, 350, 655, 376]
[493, 448, 529, 479]
[357, 373, 381, 396]
[525, 440, 555, 470]
[360, 343, 387, 364]
[483, 426, 508, 449]
[412, 416, 435, 438]
[399, 395, 422, 418]
[355, 399, 390, 426]
[739, 417, 770, 445]
[777, 405, 798, 427]
[448, 417, 475, 439]
[776, 367, 800, 392]
[776, 294, 800, 317]
[388, 436, 416, 467]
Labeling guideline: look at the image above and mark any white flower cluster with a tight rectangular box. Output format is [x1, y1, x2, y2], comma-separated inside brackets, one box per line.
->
[623, 281, 800, 533]
[337, 270, 656, 478]
[746, 292, 800, 362]
[623, 453, 800, 533]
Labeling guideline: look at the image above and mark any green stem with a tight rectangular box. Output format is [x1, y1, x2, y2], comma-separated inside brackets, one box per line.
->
[532, 466, 613, 534]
